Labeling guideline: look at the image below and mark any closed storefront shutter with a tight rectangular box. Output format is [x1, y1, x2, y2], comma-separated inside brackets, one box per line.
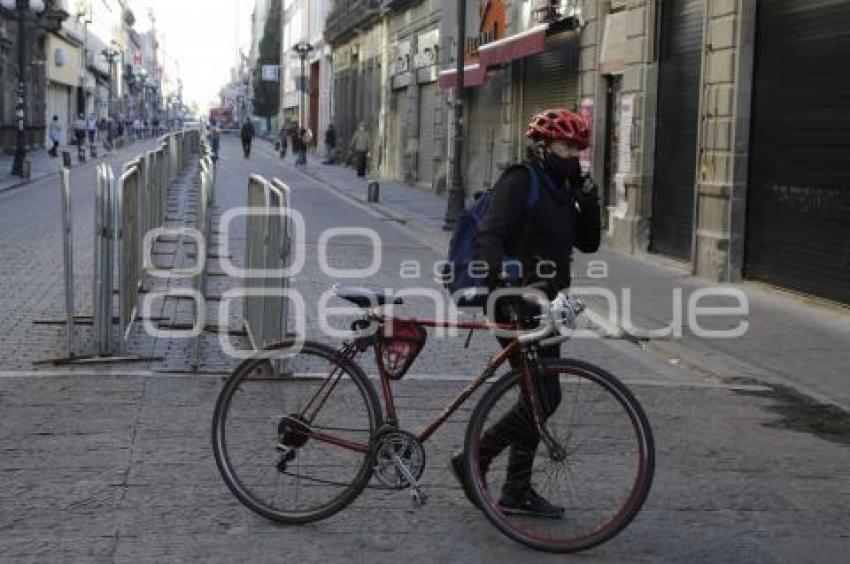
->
[417, 82, 438, 185]
[520, 31, 579, 127]
[745, 0, 850, 303]
[650, 0, 704, 261]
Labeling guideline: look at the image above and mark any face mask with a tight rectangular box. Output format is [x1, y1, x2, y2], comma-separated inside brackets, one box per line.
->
[544, 152, 582, 187]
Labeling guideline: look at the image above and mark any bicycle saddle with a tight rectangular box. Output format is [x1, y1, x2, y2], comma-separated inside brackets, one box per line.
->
[334, 286, 403, 308]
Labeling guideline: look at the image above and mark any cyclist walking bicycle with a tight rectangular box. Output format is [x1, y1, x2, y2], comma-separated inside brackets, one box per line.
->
[449, 109, 602, 518]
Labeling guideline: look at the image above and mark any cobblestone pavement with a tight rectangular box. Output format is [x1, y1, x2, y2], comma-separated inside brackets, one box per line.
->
[1, 137, 849, 562]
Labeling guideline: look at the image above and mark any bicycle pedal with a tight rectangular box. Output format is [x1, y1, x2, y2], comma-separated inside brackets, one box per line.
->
[411, 487, 428, 509]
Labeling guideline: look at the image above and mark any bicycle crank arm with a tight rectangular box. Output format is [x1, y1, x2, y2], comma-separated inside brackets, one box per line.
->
[392, 454, 428, 509]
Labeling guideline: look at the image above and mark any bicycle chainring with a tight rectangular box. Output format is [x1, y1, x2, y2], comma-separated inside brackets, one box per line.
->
[371, 429, 426, 489]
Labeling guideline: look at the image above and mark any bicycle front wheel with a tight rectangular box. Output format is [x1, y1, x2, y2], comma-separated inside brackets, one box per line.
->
[212, 340, 382, 524]
[464, 359, 655, 553]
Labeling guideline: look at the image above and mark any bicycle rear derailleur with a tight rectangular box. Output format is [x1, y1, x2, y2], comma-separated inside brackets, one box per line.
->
[372, 428, 427, 509]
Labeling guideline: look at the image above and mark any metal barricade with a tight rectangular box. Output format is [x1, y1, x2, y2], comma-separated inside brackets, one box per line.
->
[192, 156, 215, 368]
[58, 169, 75, 356]
[93, 163, 115, 355]
[117, 164, 143, 345]
[267, 179, 292, 344]
[243, 175, 292, 350]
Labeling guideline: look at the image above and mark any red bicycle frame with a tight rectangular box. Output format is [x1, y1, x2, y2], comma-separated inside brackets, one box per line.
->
[296, 312, 563, 457]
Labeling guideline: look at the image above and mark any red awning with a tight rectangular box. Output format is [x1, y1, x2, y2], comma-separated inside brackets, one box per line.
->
[437, 63, 487, 89]
[478, 25, 547, 67]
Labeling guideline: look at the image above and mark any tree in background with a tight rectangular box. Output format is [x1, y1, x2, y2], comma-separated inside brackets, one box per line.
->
[253, 0, 282, 131]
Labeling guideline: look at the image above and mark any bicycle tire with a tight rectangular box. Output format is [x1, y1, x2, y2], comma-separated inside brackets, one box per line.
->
[463, 358, 655, 553]
[212, 339, 382, 524]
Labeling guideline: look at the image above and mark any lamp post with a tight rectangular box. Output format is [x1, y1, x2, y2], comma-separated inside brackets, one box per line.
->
[2, 0, 46, 177]
[292, 41, 314, 130]
[138, 67, 148, 132]
[101, 45, 120, 147]
[443, 0, 467, 229]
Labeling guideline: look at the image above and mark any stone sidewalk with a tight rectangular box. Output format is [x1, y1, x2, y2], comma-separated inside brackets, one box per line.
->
[285, 151, 850, 411]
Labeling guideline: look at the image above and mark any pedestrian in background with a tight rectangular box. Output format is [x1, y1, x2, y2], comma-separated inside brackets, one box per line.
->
[73, 114, 86, 149]
[294, 128, 308, 167]
[350, 122, 371, 177]
[48, 115, 61, 158]
[240, 117, 255, 158]
[324, 123, 336, 161]
[208, 122, 221, 162]
[278, 124, 288, 158]
[87, 114, 98, 145]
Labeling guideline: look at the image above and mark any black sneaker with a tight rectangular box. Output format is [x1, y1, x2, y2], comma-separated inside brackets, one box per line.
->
[498, 489, 565, 519]
[449, 452, 481, 510]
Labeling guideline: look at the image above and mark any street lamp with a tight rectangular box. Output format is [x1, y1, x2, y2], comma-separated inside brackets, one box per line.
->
[138, 67, 148, 128]
[2, 0, 47, 176]
[292, 41, 314, 130]
[443, 0, 467, 229]
[101, 45, 120, 147]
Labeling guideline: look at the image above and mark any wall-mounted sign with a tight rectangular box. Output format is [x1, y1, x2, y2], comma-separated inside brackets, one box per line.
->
[262, 65, 280, 82]
[393, 41, 410, 75]
[414, 29, 439, 68]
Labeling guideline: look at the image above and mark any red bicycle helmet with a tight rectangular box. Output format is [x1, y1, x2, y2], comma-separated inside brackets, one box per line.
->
[525, 108, 590, 150]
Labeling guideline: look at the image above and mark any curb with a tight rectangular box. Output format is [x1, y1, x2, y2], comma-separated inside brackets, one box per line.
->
[0, 140, 171, 195]
[0, 171, 56, 194]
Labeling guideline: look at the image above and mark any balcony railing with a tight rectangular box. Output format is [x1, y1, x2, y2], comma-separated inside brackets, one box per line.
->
[324, 0, 382, 45]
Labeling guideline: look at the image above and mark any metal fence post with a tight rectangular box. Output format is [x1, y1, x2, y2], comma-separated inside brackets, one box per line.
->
[117, 165, 142, 346]
[93, 163, 115, 355]
[58, 168, 75, 356]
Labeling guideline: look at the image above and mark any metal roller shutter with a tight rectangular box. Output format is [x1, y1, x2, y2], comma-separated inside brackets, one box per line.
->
[418, 82, 438, 185]
[650, 0, 704, 261]
[520, 31, 579, 125]
[745, 0, 850, 303]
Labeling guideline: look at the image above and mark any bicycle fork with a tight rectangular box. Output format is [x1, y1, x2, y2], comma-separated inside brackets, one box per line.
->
[521, 356, 567, 462]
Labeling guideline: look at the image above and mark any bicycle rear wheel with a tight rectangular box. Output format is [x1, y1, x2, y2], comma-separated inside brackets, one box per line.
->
[464, 359, 654, 553]
[212, 340, 382, 524]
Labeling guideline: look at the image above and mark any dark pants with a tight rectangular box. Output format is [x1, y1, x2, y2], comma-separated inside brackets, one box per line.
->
[241, 138, 252, 158]
[477, 302, 563, 499]
[355, 150, 367, 176]
[48, 140, 59, 157]
[88, 130, 96, 144]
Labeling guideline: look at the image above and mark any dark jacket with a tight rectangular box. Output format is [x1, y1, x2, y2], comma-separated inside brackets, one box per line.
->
[240, 121, 255, 140]
[474, 162, 601, 295]
[325, 127, 336, 147]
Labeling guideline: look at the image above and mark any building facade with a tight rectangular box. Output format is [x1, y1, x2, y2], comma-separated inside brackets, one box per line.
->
[279, 0, 331, 147]
[323, 0, 850, 304]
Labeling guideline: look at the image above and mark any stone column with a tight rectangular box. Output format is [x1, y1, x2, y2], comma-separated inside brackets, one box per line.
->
[693, 0, 755, 281]
[606, 0, 658, 255]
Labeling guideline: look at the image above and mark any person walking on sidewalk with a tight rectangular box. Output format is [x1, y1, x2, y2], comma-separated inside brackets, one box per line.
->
[73, 114, 86, 148]
[48, 115, 61, 158]
[86, 114, 97, 144]
[350, 122, 370, 177]
[324, 123, 337, 163]
[293, 128, 308, 168]
[87, 114, 99, 157]
[278, 124, 288, 158]
[450, 108, 601, 518]
[208, 122, 221, 162]
[240, 117, 255, 158]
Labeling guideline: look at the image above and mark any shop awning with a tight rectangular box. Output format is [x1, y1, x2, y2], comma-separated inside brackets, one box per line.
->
[477, 24, 548, 67]
[437, 63, 487, 89]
